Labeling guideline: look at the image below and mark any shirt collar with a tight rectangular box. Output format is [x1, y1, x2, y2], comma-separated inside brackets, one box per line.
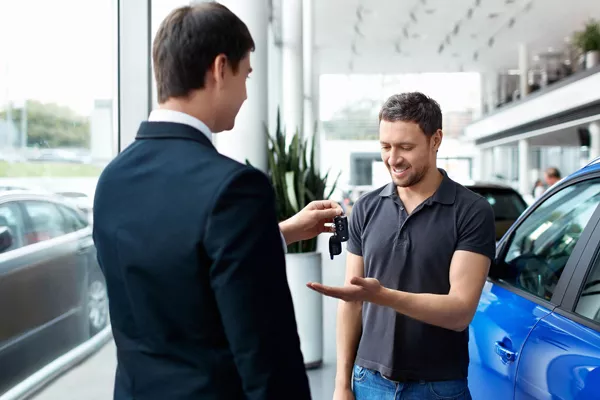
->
[148, 109, 212, 142]
[379, 168, 456, 205]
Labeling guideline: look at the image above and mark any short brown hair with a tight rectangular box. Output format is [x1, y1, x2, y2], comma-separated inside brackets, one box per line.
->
[152, 2, 255, 103]
[379, 92, 442, 136]
[545, 167, 561, 179]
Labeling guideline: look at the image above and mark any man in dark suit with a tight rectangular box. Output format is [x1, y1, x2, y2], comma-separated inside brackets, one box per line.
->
[92, 3, 342, 400]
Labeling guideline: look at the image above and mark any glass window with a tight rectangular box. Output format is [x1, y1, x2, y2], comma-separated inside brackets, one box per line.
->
[575, 255, 600, 324]
[58, 204, 88, 232]
[0, 202, 27, 252]
[0, 0, 116, 205]
[22, 201, 67, 243]
[495, 179, 600, 301]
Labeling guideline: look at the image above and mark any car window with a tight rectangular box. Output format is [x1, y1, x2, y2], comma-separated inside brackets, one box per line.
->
[0, 202, 27, 253]
[58, 204, 88, 232]
[469, 187, 527, 220]
[575, 254, 600, 324]
[496, 178, 600, 301]
[22, 201, 67, 244]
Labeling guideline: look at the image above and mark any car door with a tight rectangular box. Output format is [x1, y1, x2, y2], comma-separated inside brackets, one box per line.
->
[514, 218, 600, 399]
[0, 199, 88, 395]
[469, 174, 600, 400]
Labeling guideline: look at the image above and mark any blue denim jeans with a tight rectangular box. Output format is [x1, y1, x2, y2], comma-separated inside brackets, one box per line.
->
[352, 365, 472, 400]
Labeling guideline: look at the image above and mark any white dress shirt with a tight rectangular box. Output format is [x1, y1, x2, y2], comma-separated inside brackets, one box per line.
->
[147, 109, 288, 254]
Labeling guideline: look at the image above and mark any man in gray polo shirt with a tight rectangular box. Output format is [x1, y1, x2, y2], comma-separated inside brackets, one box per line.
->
[308, 92, 496, 400]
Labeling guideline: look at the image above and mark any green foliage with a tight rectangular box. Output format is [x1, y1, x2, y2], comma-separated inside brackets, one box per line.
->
[573, 19, 600, 53]
[248, 110, 340, 253]
[0, 100, 90, 148]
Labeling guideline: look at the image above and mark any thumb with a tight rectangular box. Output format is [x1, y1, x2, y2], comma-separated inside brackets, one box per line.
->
[350, 277, 367, 287]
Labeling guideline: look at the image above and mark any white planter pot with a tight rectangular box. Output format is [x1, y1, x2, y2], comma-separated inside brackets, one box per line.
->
[586, 51, 600, 69]
[285, 252, 323, 368]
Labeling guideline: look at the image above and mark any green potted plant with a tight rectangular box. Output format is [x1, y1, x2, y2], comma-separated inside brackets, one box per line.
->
[248, 109, 340, 368]
[573, 19, 600, 69]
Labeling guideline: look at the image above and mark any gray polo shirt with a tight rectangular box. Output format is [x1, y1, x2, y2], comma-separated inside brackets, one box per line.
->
[347, 169, 496, 382]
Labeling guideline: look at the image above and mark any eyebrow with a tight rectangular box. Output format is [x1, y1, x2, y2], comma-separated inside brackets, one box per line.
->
[380, 141, 415, 146]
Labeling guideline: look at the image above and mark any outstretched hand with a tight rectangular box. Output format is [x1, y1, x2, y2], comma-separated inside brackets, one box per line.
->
[280, 200, 344, 245]
[306, 277, 384, 303]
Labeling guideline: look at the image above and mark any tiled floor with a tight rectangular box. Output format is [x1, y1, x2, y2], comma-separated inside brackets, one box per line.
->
[32, 339, 338, 400]
[33, 238, 347, 400]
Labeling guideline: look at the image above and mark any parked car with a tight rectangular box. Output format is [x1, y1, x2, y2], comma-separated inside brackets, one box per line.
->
[0, 190, 108, 395]
[469, 159, 600, 399]
[465, 182, 528, 242]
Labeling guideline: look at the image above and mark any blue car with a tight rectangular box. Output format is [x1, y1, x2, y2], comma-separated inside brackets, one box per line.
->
[469, 159, 600, 399]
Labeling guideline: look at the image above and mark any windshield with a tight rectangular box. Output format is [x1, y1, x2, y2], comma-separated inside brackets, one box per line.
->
[468, 187, 527, 221]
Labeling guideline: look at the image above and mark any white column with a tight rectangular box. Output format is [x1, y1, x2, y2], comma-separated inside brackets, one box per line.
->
[268, 6, 282, 136]
[473, 146, 483, 181]
[485, 72, 498, 113]
[302, 0, 313, 140]
[518, 139, 530, 196]
[282, 0, 303, 136]
[590, 121, 600, 161]
[118, 0, 151, 151]
[216, 0, 268, 172]
[518, 43, 529, 99]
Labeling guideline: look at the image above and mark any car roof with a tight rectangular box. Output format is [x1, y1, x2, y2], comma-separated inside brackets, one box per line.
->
[463, 181, 519, 191]
[0, 189, 68, 203]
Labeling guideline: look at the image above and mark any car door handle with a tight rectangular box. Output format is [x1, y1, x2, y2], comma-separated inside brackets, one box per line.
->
[495, 341, 517, 364]
[76, 245, 89, 255]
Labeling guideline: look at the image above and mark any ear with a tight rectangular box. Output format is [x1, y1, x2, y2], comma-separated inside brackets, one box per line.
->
[432, 130, 443, 152]
[211, 54, 229, 88]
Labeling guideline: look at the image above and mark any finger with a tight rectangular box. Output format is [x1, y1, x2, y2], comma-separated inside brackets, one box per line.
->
[313, 208, 343, 221]
[311, 200, 343, 212]
[306, 283, 348, 299]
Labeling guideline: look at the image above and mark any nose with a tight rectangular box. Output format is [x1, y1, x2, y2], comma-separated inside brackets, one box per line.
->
[387, 148, 403, 166]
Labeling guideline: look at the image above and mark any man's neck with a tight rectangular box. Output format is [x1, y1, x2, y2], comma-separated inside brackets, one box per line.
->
[159, 96, 216, 131]
[397, 167, 443, 203]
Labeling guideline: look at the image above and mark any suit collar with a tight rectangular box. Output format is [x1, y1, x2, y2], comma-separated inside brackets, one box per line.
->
[379, 168, 456, 205]
[135, 121, 214, 148]
[147, 109, 213, 142]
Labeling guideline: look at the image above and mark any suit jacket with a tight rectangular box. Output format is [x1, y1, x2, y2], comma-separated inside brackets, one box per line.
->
[93, 121, 311, 400]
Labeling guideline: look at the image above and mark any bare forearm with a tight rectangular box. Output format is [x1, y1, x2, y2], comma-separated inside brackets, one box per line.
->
[335, 301, 362, 388]
[378, 289, 474, 332]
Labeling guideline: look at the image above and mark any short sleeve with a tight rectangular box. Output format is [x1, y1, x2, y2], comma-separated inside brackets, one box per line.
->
[346, 197, 365, 256]
[455, 197, 496, 261]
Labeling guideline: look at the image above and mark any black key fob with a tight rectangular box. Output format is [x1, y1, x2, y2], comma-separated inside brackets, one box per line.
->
[329, 235, 342, 260]
[333, 215, 349, 242]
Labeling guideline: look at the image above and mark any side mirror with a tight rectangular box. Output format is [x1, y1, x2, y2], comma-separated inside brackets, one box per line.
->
[0, 226, 13, 253]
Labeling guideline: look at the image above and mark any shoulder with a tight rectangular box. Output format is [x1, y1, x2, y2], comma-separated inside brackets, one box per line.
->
[215, 162, 272, 199]
[452, 184, 494, 229]
[454, 183, 492, 213]
[352, 183, 392, 212]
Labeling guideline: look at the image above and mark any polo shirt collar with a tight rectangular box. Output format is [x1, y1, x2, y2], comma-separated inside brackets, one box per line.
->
[378, 168, 456, 205]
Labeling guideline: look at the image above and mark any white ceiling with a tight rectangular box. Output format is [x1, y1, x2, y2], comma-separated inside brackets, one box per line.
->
[312, 0, 600, 74]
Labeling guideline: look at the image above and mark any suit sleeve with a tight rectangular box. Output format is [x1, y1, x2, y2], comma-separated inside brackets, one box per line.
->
[204, 167, 311, 400]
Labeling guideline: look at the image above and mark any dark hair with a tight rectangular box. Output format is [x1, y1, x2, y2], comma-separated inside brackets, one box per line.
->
[378, 92, 442, 136]
[545, 167, 561, 179]
[152, 2, 255, 103]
